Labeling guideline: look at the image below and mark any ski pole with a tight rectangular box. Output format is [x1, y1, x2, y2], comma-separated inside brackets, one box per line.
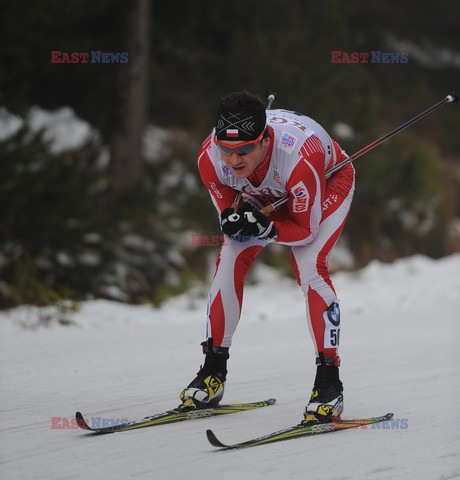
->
[260, 195, 290, 215]
[266, 91, 276, 110]
[261, 92, 458, 215]
[232, 192, 242, 212]
[326, 92, 458, 177]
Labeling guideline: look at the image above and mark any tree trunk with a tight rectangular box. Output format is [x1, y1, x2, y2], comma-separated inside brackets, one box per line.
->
[109, 0, 150, 197]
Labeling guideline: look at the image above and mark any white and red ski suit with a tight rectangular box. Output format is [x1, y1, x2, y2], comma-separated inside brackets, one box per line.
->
[198, 109, 355, 366]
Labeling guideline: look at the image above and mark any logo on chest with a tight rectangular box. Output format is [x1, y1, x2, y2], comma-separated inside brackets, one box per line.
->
[280, 131, 298, 153]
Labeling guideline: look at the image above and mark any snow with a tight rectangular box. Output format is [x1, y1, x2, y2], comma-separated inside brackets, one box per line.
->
[1, 254, 460, 480]
[0, 106, 186, 168]
[0, 106, 97, 153]
[143, 124, 173, 162]
[333, 121, 355, 141]
[26, 106, 95, 153]
[385, 34, 460, 70]
[0, 108, 23, 141]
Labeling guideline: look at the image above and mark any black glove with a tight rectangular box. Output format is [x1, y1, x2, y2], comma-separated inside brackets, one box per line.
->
[239, 207, 278, 241]
[221, 202, 278, 242]
[220, 203, 254, 238]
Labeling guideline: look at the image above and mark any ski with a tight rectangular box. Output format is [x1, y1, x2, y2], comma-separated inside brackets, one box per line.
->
[75, 398, 276, 434]
[206, 412, 394, 449]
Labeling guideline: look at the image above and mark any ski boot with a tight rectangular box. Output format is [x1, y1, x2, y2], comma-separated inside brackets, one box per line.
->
[302, 363, 343, 425]
[179, 339, 229, 409]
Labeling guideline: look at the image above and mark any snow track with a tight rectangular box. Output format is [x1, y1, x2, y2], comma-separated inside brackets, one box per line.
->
[1, 255, 459, 479]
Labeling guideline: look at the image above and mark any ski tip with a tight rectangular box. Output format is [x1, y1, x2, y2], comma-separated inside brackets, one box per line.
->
[75, 411, 91, 430]
[206, 429, 228, 449]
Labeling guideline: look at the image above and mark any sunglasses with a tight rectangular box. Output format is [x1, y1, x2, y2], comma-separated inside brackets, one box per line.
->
[214, 130, 265, 156]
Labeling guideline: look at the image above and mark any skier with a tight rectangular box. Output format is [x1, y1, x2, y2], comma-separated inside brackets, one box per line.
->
[180, 90, 355, 424]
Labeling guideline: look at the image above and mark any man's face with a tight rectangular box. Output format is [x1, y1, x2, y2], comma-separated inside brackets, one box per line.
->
[219, 138, 270, 179]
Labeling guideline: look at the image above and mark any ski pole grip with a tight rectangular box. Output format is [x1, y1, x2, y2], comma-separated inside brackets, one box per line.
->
[260, 194, 290, 216]
[260, 204, 274, 216]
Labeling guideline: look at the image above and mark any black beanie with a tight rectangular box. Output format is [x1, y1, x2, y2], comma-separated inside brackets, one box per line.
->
[215, 108, 266, 142]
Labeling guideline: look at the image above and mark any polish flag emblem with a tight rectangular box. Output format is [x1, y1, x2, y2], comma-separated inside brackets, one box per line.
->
[226, 129, 239, 137]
